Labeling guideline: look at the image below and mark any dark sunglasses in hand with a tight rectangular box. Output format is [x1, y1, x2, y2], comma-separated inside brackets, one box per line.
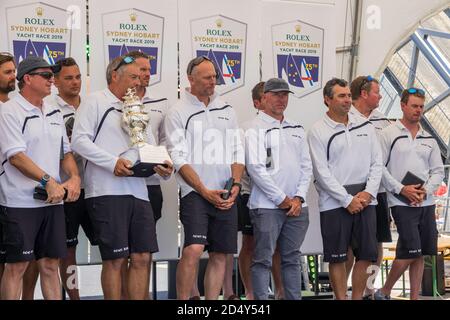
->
[28, 71, 54, 80]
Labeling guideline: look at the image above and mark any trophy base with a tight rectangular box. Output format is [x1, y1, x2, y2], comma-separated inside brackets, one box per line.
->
[130, 162, 159, 177]
[120, 146, 168, 178]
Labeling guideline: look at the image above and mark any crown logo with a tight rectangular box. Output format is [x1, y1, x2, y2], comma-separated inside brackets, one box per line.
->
[216, 19, 223, 28]
[295, 24, 301, 33]
[130, 12, 137, 22]
[36, 7, 43, 17]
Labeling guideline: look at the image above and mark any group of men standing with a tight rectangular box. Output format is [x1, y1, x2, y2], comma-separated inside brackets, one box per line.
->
[0, 51, 444, 301]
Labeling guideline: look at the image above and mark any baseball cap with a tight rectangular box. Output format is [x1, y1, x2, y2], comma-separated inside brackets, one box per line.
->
[16, 56, 61, 80]
[263, 78, 293, 93]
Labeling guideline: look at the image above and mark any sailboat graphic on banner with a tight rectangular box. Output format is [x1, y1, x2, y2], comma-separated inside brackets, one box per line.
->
[13, 39, 66, 64]
[277, 53, 319, 89]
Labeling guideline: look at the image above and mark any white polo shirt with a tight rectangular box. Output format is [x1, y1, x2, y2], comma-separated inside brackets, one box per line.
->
[164, 88, 244, 198]
[245, 112, 312, 210]
[0, 101, 5, 205]
[380, 120, 444, 207]
[71, 88, 156, 201]
[349, 105, 391, 193]
[0, 93, 71, 208]
[46, 94, 85, 188]
[142, 90, 169, 186]
[307, 113, 382, 212]
[349, 106, 391, 133]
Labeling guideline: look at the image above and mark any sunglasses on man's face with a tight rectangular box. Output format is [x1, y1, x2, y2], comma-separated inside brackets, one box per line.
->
[407, 87, 425, 96]
[28, 71, 54, 80]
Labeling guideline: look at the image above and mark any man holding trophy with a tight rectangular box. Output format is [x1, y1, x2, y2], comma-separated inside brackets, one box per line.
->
[71, 55, 173, 300]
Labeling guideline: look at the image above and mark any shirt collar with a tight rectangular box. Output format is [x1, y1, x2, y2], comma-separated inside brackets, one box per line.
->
[257, 111, 292, 126]
[323, 112, 360, 129]
[14, 93, 40, 112]
[104, 88, 123, 106]
[394, 120, 426, 136]
[54, 94, 78, 112]
[184, 87, 219, 108]
[141, 88, 153, 102]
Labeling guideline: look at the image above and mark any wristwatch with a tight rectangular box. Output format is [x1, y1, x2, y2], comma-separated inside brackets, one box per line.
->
[232, 181, 242, 192]
[40, 173, 51, 187]
[295, 196, 305, 204]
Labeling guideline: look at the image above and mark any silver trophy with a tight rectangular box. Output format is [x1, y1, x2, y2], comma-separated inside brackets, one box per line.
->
[120, 88, 163, 177]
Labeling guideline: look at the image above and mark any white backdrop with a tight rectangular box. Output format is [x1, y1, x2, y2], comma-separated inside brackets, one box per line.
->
[0, 0, 87, 96]
[261, 0, 337, 254]
[88, 0, 179, 261]
[178, 0, 262, 125]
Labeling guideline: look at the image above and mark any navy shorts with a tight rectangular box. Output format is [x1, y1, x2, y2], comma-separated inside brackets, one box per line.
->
[320, 206, 378, 263]
[391, 205, 437, 259]
[86, 195, 158, 261]
[0, 205, 67, 263]
[180, 191, 238, 254]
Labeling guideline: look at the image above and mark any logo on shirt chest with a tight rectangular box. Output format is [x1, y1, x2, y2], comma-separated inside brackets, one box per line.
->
[420, 143, 432, 149]
[218, 116, 229, 121]
[150, 109, 162, 114]
[356, 133, 368, 137]
[50, 122, 61, 126]
[291, 134, 302, 139]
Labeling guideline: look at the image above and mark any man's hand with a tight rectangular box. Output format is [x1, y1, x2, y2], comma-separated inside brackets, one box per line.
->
[278, 196, 291, 210]
[45, 179, 66, 204]
[286, 197, 302, 217]
[114, 158, 134, 177]
[400, 184, 426, 205]
[201, 188, 234, 211]
[346, 197, 365, 214]
[355, 191, 373, 208]
[154, 161, 173, 178]
[61, 175, 81, 202]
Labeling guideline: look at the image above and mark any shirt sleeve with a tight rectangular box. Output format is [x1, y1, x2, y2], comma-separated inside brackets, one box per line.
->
[228, 109, 245, 165]
[307, 127, 353, 208]
[364, 125, 382, 198]
[379, 129, 403, 194]
[245, 126, 286, 206]
[294, 129, 313, 199]
[71, 96, 118, 173]
[423, 140, 445, 196]
[0, 108, 27, 159]
[164, 108, 189, 172]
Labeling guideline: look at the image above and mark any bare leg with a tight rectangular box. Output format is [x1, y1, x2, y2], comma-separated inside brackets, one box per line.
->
[120, 260, 129, 300]
[128, 252, 151, 300]
[176, 244, 204, 300]
[101, 258, 127, 300]
[345, 247, 354, 281]
[238, 234, 254, 300]
[22, 260, 39, 300]
[190, 263, 201, 299]
[351, 260, 371, 300]
[380, 258, 414, 296]
[59, 246, 80, 300]
[204, 252, 226, 300]
[38, 258, 62, 300]
[1, 261, 29, 300]
[222, 254, 236, 299]
[329, 262, 347, 300]
[409, 257, 424, 300]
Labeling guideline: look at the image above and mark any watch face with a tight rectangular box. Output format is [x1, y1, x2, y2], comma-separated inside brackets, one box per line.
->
[43, 174, 51, 181]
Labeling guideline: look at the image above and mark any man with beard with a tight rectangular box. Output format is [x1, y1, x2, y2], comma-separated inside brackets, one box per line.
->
[0, 52, 16, 298]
